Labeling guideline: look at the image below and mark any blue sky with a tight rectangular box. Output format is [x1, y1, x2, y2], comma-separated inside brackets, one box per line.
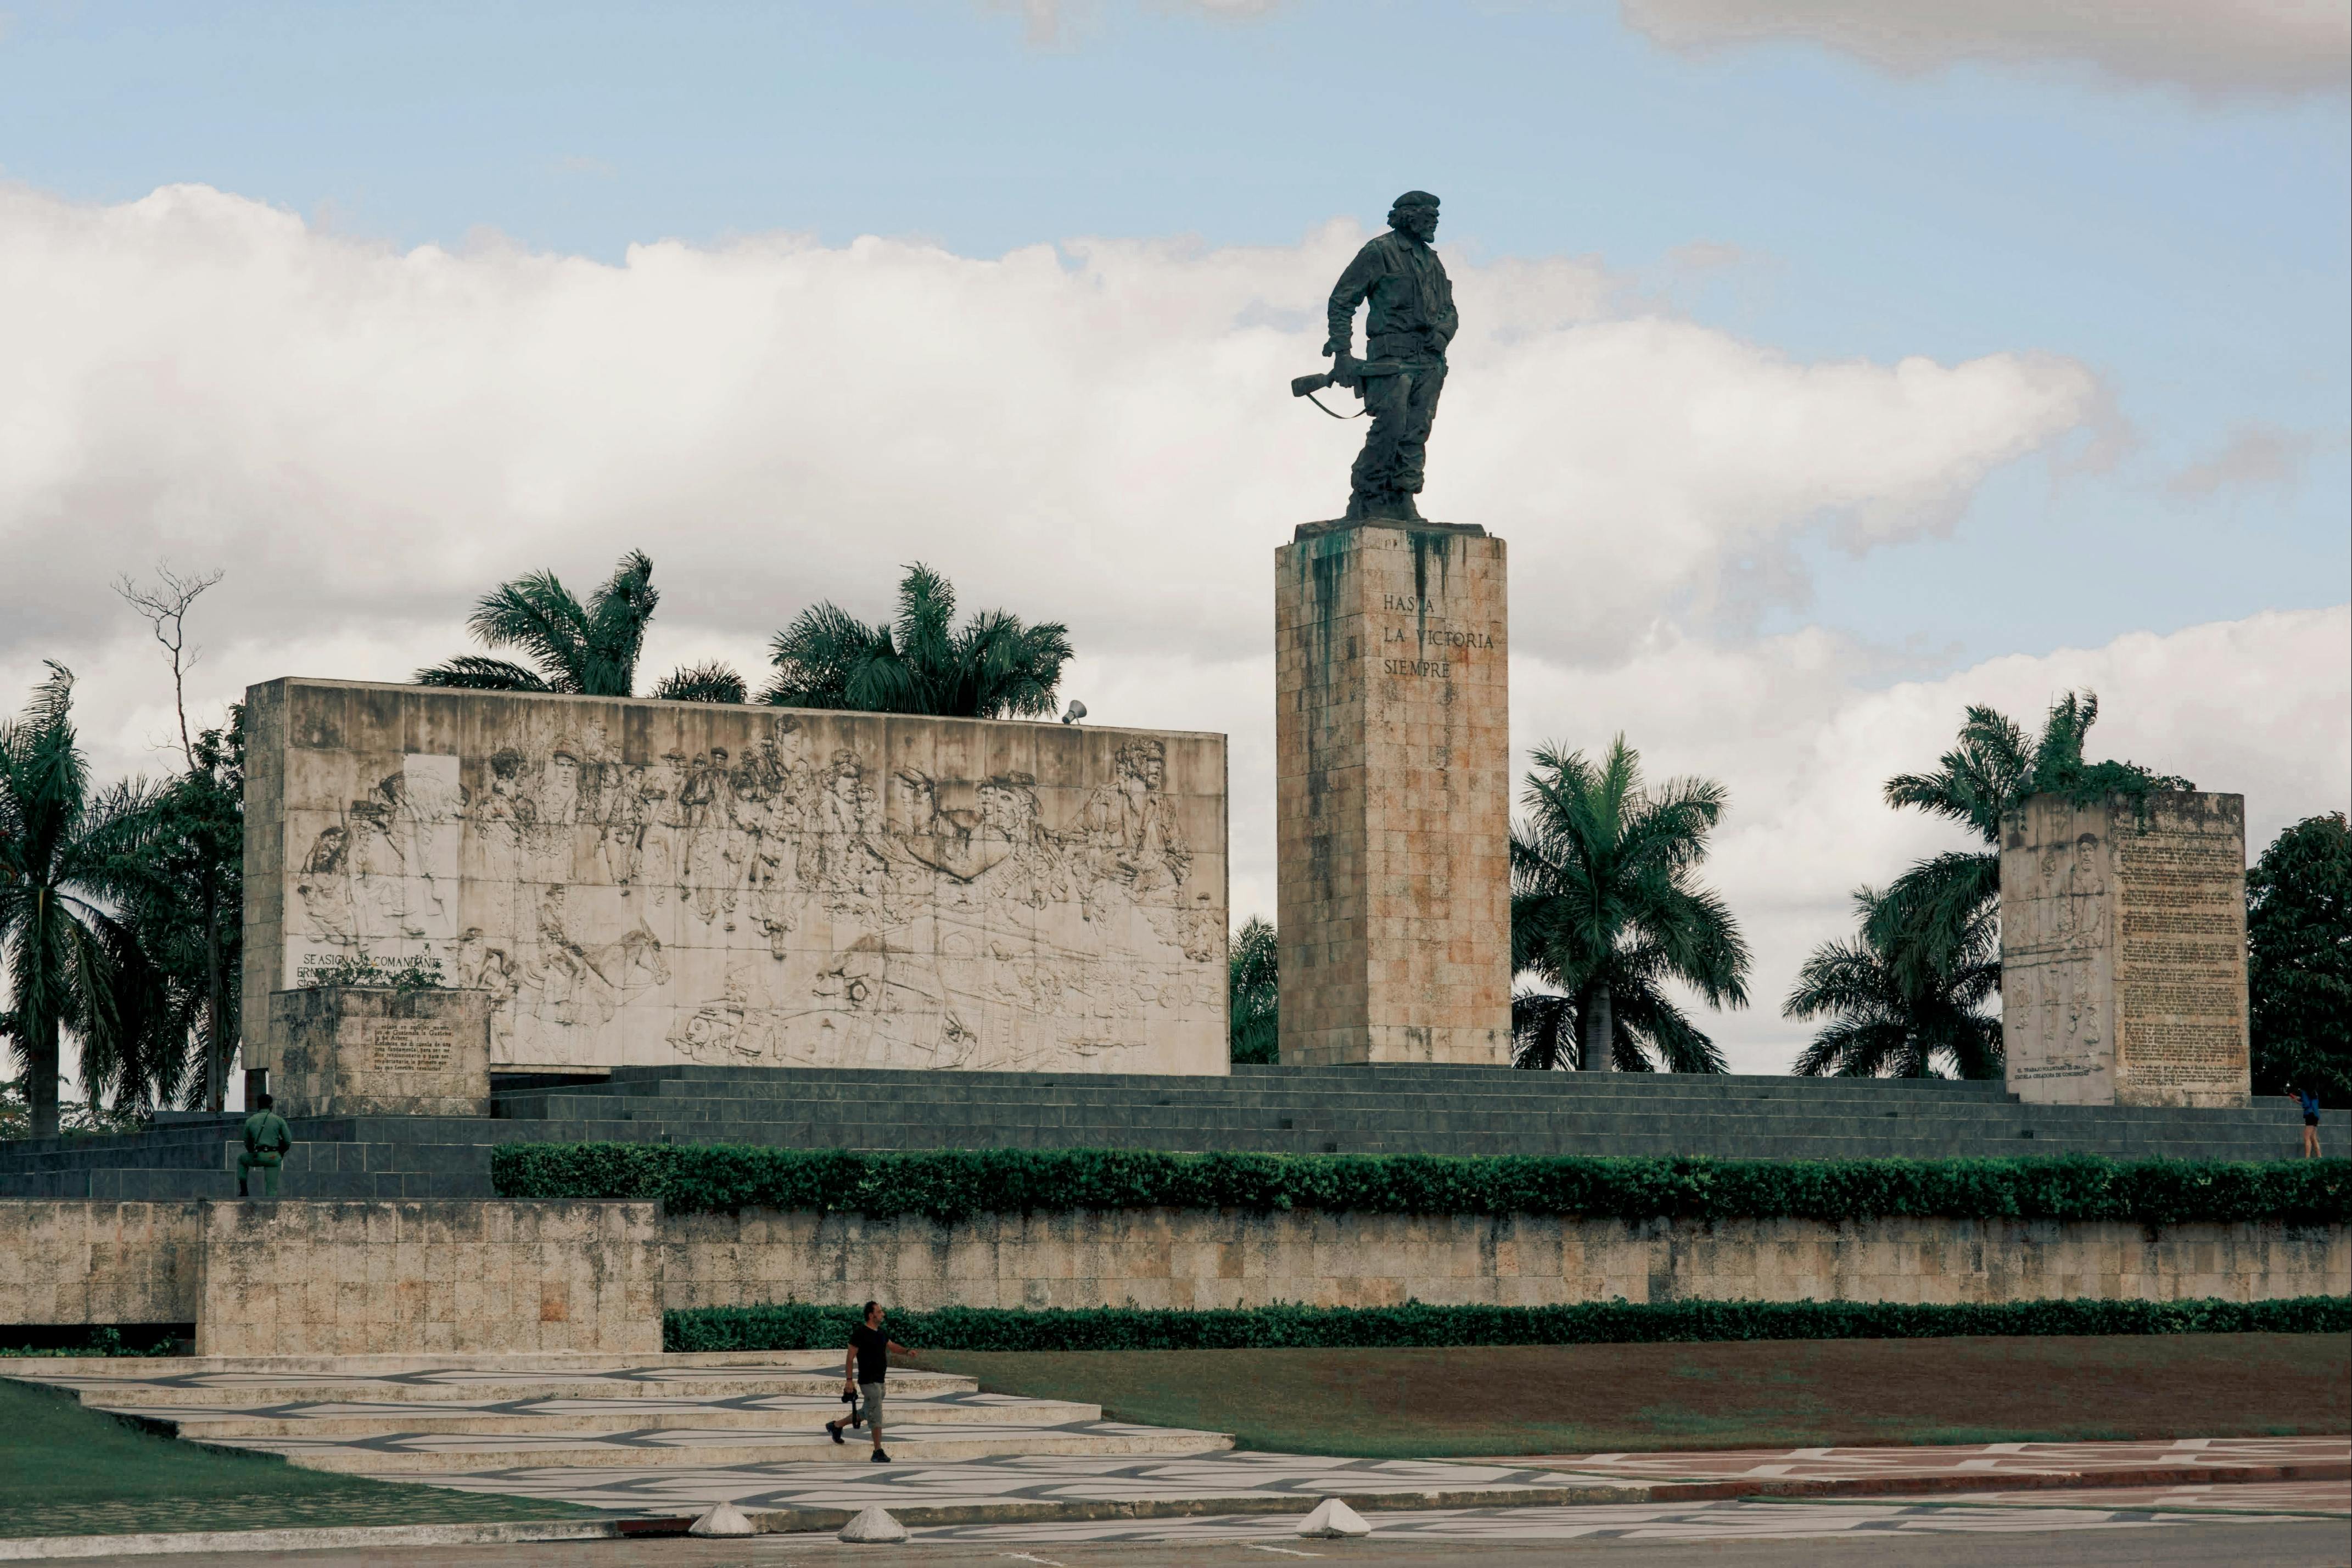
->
[4, 2, 2346, 1071]
[5, 0, 2344, 671]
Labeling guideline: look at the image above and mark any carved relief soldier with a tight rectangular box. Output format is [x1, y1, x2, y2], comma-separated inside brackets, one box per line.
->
[295, 822, 355, 944]
[1323, 190, 1457, 522]
[1074, 738, 1190, 900]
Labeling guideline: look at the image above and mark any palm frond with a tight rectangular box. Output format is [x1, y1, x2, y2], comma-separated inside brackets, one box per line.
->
[1510, 989, 1578, 1071]
[579, 550, 658, 697]
[467, 570, 592, 691]
[651, 662, 748, 704]
[414, 656, 556, 692]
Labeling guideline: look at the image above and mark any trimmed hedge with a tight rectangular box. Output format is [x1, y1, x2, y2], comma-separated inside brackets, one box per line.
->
[665, 1295, 2352, 1353]
[491, 1143, 2352, 1227]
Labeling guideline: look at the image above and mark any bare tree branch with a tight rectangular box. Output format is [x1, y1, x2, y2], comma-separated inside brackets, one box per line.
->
[114, 564, 225, 769]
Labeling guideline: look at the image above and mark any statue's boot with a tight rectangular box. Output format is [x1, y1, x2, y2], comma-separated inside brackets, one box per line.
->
[1345, 488, 1423, 523]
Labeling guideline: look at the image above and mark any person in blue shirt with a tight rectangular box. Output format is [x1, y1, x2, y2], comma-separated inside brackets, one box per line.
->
[2287, 1083, 2322, 1159]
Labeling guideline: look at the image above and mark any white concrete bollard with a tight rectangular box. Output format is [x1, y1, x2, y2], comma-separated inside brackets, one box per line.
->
[839, 1505, 911, 1543]
[1297, 1498, 1372, 1538]
[687, 1501, 758, 1537]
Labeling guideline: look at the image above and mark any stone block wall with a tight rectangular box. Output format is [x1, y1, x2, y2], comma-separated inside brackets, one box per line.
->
[194, 1200, 662, 1356]
[659, 1207, 2351, 1314]
[9, 1200, 2343, 1350]
[0, 1201, 203, 1327]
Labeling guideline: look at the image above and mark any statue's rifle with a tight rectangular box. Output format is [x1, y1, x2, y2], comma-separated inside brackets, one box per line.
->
[1290, 352, 1369, 420]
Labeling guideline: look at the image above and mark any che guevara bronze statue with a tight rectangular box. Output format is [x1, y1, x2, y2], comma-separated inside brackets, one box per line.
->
[1292, 190, 1457, 523]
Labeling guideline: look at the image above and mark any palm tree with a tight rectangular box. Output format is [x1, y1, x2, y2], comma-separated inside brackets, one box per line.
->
[1787, 886, 2001, 1078]
[1876, 692, 2188, 986]
[105, 710, 245, 1113]
[416, 550, 745, 702]
[1228, 916, 1278, 1065]
[764, 563, 1073, 719]
[1509, 737, 1750, 1072]
[0, 665, 154, 1136]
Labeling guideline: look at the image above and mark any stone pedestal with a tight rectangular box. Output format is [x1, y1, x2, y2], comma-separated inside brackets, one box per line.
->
[2000, 790, 2250, 1108]
[1274, 520, 1511, 1066]
[262, 987, 494, 1118]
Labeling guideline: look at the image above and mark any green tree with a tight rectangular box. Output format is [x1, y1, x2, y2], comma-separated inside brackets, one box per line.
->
[415, 549, 743, 701]
[2247, 812, 2352, 1105]
[1509, 737, 1749, 1072]
[763, 563, 1073, 719]
[1877, 692, 2188, 986]
[107, 711, 245, 1112]
[0, 666, 153, 1137]
[1228, 916, 1279, 1065]
[1786, 886, 2001, 1078]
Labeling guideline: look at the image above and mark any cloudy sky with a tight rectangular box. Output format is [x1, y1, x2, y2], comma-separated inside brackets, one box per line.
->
[3, 1, 2346, 1073]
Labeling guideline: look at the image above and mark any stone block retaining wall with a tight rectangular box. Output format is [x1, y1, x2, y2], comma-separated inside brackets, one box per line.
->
[8, 1200, 2345, 1351]
[658, 1208, 2350, 1313]
[195, 1200, 661, 1356]
[4, 1200, 660, 1355]
[0, 1201, 204, 1328]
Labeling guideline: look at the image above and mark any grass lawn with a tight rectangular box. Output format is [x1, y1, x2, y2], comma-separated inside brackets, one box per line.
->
[925, 1332, 2352, 1459]
[0, 1377, 600, 1539]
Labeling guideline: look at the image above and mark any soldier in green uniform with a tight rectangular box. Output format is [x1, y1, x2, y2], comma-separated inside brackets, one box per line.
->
[237, 1093, 293, 1198]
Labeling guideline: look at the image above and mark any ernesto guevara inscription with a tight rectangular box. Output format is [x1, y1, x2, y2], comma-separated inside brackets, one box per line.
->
[286, 725, 1220, 1073]
[369, 1022, 456, 1073]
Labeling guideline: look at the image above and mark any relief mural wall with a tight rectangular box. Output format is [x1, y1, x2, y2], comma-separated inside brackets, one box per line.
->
[1999, 805, 2116, 1102]
[247, 681, 1229, 1077]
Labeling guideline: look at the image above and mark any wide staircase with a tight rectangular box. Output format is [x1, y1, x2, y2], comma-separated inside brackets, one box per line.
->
[2, 1065, 2333, 1201]
[4, 1352, 1229, 1476]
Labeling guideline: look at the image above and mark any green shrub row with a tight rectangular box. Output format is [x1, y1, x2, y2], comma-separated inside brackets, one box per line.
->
[665, 1294, 2352, 1353]
[491, 1143, 2352, 1225]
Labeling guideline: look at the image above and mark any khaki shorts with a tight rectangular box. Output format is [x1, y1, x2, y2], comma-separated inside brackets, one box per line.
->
[859, 1382, 885, 1427]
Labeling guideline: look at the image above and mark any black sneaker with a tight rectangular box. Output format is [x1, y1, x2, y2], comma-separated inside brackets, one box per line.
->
[871, 1448, 892, 1464]
[826, 1420, 844, 1445]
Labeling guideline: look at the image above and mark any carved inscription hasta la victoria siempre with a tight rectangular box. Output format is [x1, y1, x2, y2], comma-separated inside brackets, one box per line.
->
[288, 724, 1220, 1072]
[1375, 592, 1495, 680]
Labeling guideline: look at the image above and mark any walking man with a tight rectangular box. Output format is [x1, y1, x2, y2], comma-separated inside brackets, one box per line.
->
[1322, 189, 1458, 522]
[825, 1301, 916, 1463]
[237, 1093, 293, 1197]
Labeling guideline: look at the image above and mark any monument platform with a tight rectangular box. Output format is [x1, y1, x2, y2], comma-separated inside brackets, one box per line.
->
[4, 1066, 2338, 1202]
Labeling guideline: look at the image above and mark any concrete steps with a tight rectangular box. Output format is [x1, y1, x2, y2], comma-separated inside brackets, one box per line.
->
[5, 1352, 1230, 1479]
[4, 1065, 2335, 1203]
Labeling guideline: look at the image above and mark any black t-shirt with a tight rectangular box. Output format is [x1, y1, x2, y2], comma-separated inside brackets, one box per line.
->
[850, 1323, 889, 1385]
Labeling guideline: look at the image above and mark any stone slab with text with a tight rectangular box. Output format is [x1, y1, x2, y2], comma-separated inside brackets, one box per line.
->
[265, 986, 492, 1118]
[243, 679, 1228, 1080]
[1274, 521, 1510, 1066]
[2000, 789, 2250, 1108]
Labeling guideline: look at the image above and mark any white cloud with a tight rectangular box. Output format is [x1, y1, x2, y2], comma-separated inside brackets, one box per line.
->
[1621, 0, 2352, 96]
[2168, 424, 2323, 498]
[0, 183, 2095, 675]
[4, 180, 2231, 1076]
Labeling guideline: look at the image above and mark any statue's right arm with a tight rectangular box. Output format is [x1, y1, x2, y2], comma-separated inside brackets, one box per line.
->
[1325, 243, 1381, 357]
